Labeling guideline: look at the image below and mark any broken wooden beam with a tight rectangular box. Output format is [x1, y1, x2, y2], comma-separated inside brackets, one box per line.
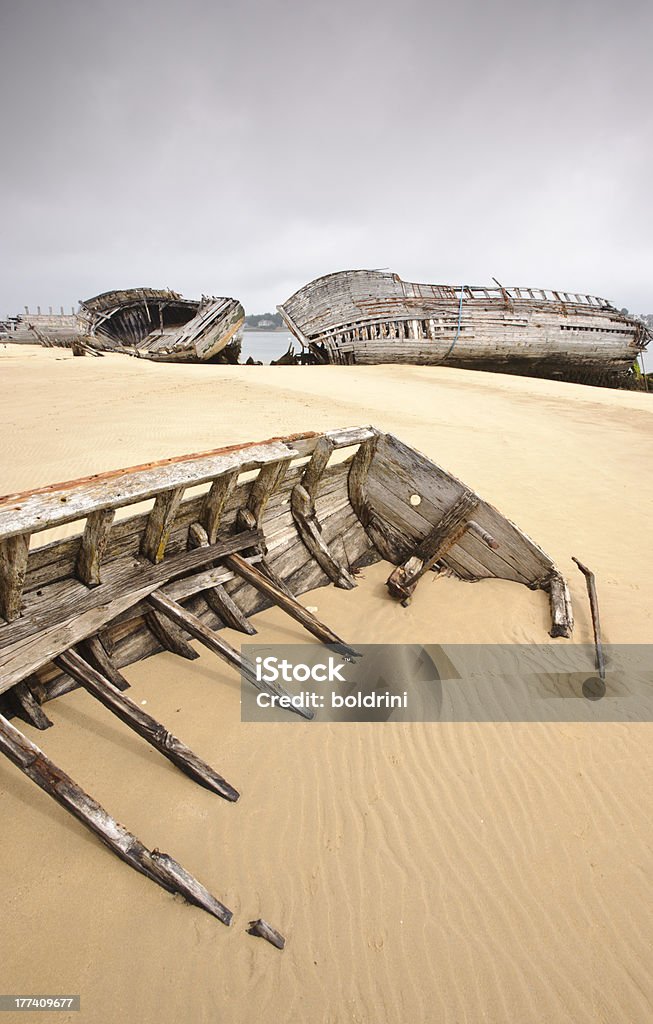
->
[386, 491, 480, 604]
[223, 553, 357, 657]
[188, 522, 256, 634]
[9, 679, 53, 730]
[0, 712, 232, 924]
[81, 635, 131, 691]
[145, 609, 200, 660]
[548, 572, 574, 639]
[55, 648, 239, 802]
[147, 590, 314, 719]
[247, 918, 286, 949]
[572, 558, 603, 678]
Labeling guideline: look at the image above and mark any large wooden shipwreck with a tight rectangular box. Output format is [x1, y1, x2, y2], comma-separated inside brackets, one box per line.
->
[278, 270, 649, 385]
[0, 427, 572, 923]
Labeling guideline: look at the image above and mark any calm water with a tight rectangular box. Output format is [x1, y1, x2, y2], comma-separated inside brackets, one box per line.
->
[240, 330, 295, 364]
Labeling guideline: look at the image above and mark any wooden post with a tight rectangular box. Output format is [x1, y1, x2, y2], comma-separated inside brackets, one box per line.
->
[223, 553, 358, 657]
[145, 609, 199, 660]
[76, 509, 115, 586]
[0, 533, 30, 622]
[56, 648, 239, 802]
[572, 558, 603, 677]
[141, 487, 185, 564]
[9, 680, 53, 730]
[201, 470, 239, 544]
[0, 712, 233, 923]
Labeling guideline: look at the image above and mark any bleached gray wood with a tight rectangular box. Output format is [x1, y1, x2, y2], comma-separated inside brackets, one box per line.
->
[0, 711, 233, 923]
[81, 635, 131, 691]
[10, 679, 53, 730]
[140, 487, 185, 564]
[0, 533, 30, 622]
[145, 609, 199, 660]
[76, 509, 115, 586]
[200, 469, 238, 543]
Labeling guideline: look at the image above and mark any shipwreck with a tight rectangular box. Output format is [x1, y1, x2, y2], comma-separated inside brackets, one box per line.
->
[7, 288, 245, 364]
[0, 427, 572, 922]
[278, 270, 650, 385]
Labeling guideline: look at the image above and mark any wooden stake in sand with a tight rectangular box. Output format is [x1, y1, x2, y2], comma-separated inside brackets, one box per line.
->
[572, 557, 606, 682]
[0, 712, 233, 924]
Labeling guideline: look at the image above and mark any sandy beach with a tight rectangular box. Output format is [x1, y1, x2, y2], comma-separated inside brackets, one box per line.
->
[1, 345, 653, 1023]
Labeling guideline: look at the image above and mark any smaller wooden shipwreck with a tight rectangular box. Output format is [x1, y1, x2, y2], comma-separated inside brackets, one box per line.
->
[278, 270, 650, 385]
[77, 288, 245, 363]
[6, 289, 245, 364]
[0, 428, 572, 923]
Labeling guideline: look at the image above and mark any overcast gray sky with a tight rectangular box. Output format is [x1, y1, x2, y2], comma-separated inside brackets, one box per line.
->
[1, 0, 651, 315]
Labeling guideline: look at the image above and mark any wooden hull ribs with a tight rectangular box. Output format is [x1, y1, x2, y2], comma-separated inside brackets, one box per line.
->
[0, 427, 572, 925]
[278, 270, 650, 385]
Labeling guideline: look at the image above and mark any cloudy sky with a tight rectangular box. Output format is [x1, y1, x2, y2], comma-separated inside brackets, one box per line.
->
[1, 0, 651, 316]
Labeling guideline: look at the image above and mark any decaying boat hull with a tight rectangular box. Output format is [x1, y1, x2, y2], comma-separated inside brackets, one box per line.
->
[0, 427, 572, 923]
[77, 288, 245, 363]
[278, 270, 650, 385]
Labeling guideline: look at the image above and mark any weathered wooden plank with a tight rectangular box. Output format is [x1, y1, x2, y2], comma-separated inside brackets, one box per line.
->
[347, 435, 379, 527]
[0, 533, 30, 622]
[200, 470, 238, 544]
[0, 440, 303, 542]
[140, 487, 185, 563]
[0, 530, 262, 693]
[0, 712, 232, 923]
[76, 509, 115, 585]
[56, 649, 239, 801]
[549, 572, 574, 640]
[203, 586, 257, 635]
[245, 459, 292, 524]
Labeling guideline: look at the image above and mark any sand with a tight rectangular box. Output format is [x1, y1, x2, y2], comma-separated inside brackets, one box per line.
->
[1, 345, 652, 1023]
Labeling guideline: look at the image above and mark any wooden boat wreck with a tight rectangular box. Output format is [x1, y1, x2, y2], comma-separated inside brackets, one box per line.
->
[0, 427, 573, 923]
[278, 270, 650, 385]
[75, 288, 245, 363]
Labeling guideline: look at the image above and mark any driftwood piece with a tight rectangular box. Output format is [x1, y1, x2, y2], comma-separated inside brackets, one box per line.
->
[247, 918, 286, 949]
[76, 509, 115, 586]
[0, 533, 30, 622]
[223, 553, 357, 657]
[56, 648, 239, 802]
[572, 558, 604, 678]
[145, 609, 200, 660]
[0, 712, 233, 923]
[147, 590, 314, 719]
[548, 573, 574, 639]
[141, 487, 186, 564]
[81, 635, 131, 691]
[10, 680, 53, 730]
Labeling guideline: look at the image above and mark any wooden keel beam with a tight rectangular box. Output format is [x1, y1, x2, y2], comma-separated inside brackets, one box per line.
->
[141, 487, 185, 564]
[0, 533, 30, 622]
[9, 680, 53, 730]
[147, 590, 314, 719]
[223, 553, 358, 658]
[145, 609, 200, 660]
[76, 509, 115, 585]
[55, 649, 239, 802]
[0, 712, 232, 924]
